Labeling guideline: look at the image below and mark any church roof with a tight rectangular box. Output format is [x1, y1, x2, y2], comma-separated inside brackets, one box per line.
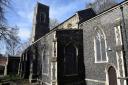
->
[77, 8, 96, 23]
[31, 0, 128, 45]
[80, 0, 128, 25]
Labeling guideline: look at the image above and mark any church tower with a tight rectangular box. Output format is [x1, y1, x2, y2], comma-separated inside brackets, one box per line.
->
[31, 2, 49, 43]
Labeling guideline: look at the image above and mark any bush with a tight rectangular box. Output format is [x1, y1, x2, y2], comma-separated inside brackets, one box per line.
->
[1, 74, 21, 82]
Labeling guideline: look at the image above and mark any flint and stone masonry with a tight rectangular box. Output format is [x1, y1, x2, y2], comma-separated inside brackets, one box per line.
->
[19, 1, 128, 85]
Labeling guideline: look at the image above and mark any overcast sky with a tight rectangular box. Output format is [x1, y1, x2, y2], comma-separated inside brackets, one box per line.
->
[5, 0, 123, 42]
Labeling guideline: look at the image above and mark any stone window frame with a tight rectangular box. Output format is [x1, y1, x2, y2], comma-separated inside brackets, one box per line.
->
[114, 23, 126, 81]
[51, 34, 57, 80]
[41, 44, 49, 76]
[94, 26, 108, 63]
[114, 25, 123, 47]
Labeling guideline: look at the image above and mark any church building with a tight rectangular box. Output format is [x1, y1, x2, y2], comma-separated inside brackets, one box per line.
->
[19, 1, 128, 85]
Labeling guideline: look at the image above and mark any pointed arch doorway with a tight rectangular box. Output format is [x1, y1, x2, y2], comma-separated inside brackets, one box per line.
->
[108, 66, 117, 85]
[57, 30, 85, 85]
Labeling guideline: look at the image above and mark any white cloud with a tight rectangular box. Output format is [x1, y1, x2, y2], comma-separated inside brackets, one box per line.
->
[17, 10, 33, 23]
[10, 0, 35, 42]
[18, 28, 31, 41]
[50, 0, 85, 22]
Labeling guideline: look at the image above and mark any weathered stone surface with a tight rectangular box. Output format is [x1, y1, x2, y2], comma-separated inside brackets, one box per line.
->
[80, 2, 128, 85]
[19, 1, 128, 85]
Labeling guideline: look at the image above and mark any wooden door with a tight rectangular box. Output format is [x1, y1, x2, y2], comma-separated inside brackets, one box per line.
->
[64, 43, 78, 76]
[108, 66, 117, 85]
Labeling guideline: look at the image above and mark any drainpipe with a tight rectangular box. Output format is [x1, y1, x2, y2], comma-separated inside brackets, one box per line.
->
[120, 5, 128, 84]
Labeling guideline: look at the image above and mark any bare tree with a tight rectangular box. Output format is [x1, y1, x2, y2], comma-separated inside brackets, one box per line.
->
[0, 0, 10, 24]
[6, 26, 21, 55]
[0, 25, 21, 55]
[0, 0, 21, 55]
[86, 0, 117, 14]
[50, 18, 59, 29]
[16, 38, 31, 56]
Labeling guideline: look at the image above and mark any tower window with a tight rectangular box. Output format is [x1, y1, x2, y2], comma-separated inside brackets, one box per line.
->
[40, 12, 46, 23]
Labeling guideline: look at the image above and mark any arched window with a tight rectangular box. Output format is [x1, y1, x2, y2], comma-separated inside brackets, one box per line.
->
[40, 12, 46, 23]
[64, 43, 78, 75]
[94, 27, 107, 63]
[67, 23, 72, 28]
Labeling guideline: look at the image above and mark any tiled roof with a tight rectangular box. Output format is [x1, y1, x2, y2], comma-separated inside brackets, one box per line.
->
[78, 8, 96, 23]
